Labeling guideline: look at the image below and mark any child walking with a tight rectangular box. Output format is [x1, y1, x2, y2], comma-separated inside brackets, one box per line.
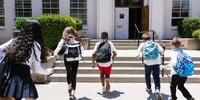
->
[54, 27, 83, 100]
[160, 37, 195, 100]
[91, 32, 117, 93]
[136, 32, 164, 94]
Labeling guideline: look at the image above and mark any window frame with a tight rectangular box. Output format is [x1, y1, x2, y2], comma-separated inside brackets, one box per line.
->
[42, 0, 59, 14]
[70, 0, 87, 26]
[171, 0, 189, 26]
[15, 0, 32, 19]
[0, 0, 5, 26]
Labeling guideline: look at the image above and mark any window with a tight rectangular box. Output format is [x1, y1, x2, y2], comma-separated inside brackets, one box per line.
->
[42, 0, 59, 14]
[115, 0, 143, 7]
[172, 0, 189, 26]
[70, 0, 87, 25]
[15, 0, 32, 18]
[0, 0, 5, 26]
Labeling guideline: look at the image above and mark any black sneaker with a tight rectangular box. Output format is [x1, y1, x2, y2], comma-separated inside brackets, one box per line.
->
[146, 88, 152, 94]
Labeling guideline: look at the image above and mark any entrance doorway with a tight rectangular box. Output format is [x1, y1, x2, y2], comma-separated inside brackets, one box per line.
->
[129, 8, 142, 39]
[114, 0, 149, 40]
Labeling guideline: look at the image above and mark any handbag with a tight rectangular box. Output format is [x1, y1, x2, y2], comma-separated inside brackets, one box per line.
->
[0, 55, 11, 89]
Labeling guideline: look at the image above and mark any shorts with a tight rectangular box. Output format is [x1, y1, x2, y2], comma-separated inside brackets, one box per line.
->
[97, 64, 112, 75]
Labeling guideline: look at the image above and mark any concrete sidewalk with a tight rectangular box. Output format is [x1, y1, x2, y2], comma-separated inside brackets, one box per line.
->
[36, 82, 200, 100]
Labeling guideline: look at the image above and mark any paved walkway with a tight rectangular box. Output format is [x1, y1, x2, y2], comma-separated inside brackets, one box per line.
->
[36, 82, 200, 100]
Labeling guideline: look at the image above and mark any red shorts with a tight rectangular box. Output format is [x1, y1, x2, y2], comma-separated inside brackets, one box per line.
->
[97, 64, 112, 75]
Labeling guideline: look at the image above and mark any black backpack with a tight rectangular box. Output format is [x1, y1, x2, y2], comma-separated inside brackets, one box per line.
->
[95, 41, 111, 63]
[64, 40, 81, 58]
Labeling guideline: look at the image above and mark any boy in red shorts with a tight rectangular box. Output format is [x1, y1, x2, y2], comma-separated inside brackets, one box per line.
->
[91, 32, 117, 93]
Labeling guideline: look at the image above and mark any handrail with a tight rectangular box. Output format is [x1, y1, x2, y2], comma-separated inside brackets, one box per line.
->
[134, 23, 166, 77]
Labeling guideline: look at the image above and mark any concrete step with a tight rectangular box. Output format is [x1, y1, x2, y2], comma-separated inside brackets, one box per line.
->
[50, 73, 200, 83]
[81, 56, 200, 61]
[53, 67, 200, 75]
[54, 60, 200, 67]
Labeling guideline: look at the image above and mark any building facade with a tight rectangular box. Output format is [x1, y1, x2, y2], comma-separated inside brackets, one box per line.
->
[0, 0, 200, 42]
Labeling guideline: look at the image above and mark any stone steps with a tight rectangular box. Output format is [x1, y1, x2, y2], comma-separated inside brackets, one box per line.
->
[50, 39, 200, 83]
[50, 73, 200, 83]
[88, 40, 180, 50]
[54, 60, 200, 67]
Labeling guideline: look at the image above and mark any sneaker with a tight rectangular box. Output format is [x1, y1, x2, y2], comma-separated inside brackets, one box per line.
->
[146, 88, 152, 94]
[102, 86, 106, 93]
[155, 89, 160, 93]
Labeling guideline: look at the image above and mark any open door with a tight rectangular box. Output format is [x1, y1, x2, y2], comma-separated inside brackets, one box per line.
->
[141, 6, 149, 31]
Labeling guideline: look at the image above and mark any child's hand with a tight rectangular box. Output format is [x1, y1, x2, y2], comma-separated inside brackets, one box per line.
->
[136, 54, 140, 60]
[54, 55, 61, 59]
[91, 62, 96, 68]
[160, 65, 165, 69]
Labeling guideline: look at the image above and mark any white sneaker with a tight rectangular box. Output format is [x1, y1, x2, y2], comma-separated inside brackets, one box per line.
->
[102, 86, 106, 93]
[155, 89, 160, 93]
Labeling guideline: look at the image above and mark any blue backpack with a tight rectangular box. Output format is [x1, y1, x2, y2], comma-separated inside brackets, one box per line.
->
[142, 41, 159, 60]
[173, 49, 194, 76]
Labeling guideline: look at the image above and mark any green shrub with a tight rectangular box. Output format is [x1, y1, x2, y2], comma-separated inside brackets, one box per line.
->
[178, 18, 200, 38]
[192, 29, 200, 40]
[15, 14, 83, 50]
[14, 18, 31, 29]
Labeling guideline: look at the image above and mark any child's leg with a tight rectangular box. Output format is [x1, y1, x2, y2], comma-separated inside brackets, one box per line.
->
[100, 73, 105, 87]
[177, 76, 193, 99]
[170, 75, 179, 100]
[145, 64, 152, 90]
[152, 65, 160, 91]
[105, 75, 110, 92]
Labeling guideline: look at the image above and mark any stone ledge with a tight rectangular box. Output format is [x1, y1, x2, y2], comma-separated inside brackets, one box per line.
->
[180, 38, 200, 50]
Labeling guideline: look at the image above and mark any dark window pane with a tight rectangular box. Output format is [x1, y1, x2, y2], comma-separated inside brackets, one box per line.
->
[115, 0, 129, 6]
[0, 17, 5, 26]
[71, 0, 78, 2]
[51, 0, 58, 2]
[172, 18, 183, 26]
[43, 3, 50, 8]
[172, 9, 180, 17]
[51, 3, 59, 8]
[181, 9, 189, 17]
[15, 2, 23, 8]
[0, 9, 4, 15]
[130, 0, 142, 6]
[43, 0, 49, 2]
[24, 3, 31, 8]
[52, 9, 59, 13]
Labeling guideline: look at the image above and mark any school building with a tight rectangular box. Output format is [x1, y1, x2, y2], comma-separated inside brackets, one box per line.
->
[0, 0, 200, 42]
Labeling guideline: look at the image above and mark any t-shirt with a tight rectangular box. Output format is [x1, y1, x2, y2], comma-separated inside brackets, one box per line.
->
[94, 41, 116, 67]
[137, 40, 163, 65]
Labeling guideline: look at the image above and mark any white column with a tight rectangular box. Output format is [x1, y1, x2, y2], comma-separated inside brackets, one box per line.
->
[149, 0, 165, 39]
[97, 0, 114, 39]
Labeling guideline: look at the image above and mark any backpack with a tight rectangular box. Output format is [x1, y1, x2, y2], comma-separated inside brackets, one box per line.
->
[142, 41, 159, 60]
[95, 41, 111, 63]
[64, 40, 81, 61]
[173, 49, 194, 76]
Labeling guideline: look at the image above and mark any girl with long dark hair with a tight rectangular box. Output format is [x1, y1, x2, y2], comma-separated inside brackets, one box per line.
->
[0, 20, 52, 100]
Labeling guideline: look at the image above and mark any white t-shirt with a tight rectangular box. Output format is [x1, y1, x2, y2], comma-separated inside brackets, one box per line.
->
[137, 40, 163, 65]
[94, 41, 116, 67]
[0, 39, 50, 75]
[167, 50, 179, 75]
